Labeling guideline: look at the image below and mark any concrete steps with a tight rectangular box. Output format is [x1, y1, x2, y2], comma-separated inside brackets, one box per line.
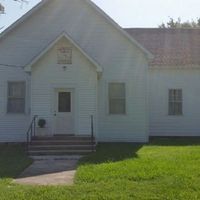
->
[29, 145, 95, 151]
[31, 141, 95, 145]
[32, 135, 93, 141]
[28, 135, 96, 156]
[29, 150, 94, 156]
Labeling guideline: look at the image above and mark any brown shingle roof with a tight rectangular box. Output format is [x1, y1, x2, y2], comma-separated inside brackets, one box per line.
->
[125, 28, 200, 66]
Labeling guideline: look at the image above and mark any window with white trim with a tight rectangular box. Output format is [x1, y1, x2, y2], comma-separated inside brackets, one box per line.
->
[7, 82, 26, 114]
[109, 83, 126, 114]
[168, 89, 182, 116]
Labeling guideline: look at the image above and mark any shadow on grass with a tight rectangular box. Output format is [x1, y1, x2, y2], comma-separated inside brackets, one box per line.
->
[1, 138, 200, 179]
[149, 137, 200, 146]
[80, 143, 143, 165]
[80, 137, 200, 165]
[0, 144, 32, 179]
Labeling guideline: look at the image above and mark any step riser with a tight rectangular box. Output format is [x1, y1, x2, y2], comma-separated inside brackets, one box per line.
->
[29, 150, 94, 156]
[32, 136, 93, 141]
[29, 146, 95, 151]
[29, 152, 92, 156]
[31, 141, 95, 145]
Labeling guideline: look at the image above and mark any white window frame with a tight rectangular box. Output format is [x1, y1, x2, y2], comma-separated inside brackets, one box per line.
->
[108, 82, 126, 115]
[168, 89, 183, 116]
[7, 81, 26, 114]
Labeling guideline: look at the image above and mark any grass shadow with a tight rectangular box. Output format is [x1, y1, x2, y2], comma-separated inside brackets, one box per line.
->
[80, 137, 200, 165]
[0, 144, 32, 179]
[149, 137, 200, 146]
[80, 143, 143, 165]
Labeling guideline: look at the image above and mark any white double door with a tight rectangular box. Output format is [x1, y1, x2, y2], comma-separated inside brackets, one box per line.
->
[54, 89, 75, 135]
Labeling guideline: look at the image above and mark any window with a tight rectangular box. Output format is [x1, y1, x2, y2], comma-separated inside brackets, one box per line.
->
[58, 92, 71, 113]
[7, 82, 26, 114]
[109, 83, 126, 114]
[168, 89, 182, 116]
[57, 46, 72, 64]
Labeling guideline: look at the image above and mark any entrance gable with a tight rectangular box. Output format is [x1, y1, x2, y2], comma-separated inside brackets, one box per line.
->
[25, 32, 102, 73]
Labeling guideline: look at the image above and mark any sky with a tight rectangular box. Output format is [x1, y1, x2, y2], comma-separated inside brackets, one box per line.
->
[0, 0, 200, 32]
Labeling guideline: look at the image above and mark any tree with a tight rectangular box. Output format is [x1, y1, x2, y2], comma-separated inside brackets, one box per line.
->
[159, 17, 200, 28]
[0, 0, 28, 30]
[0, 3, 5, 14]
[0, 0, 28, 14]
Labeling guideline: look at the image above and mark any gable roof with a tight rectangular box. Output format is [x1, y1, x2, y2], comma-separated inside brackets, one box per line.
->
[0, 0, 153, 60]
[25, 32, 103, 73]
[125, 28, 200, 67]
[85, 0, 153, 59]
[0, 0, 48, 40]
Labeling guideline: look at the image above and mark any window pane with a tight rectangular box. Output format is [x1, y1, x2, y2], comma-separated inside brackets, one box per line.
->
[169, 89, 183, 115]
[175, 102, 182, 115]
[7, 98, 25, 113]
[58, 92, 71, 112]
[109, 99, 126, 114]
[169, 102, 174, 115]
[109, 83, 126, 114]
[8, 82, 25, 98]
[109, 83, 125, 98]
[169, 90, 174, 102]
[175, 90, 182, 101]
[169, 89, 182, 102]
[7, 82, 25, 113]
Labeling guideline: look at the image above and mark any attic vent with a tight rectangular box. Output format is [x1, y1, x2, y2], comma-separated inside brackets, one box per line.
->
[57, 46, 72, 64]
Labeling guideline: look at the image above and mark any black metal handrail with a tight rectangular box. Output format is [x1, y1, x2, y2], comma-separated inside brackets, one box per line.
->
[91, 115, 95, 152]
[26, 115, 38, 151]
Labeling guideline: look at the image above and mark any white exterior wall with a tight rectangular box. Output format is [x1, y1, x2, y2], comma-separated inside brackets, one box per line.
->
[31, 38, 97, 136]
[0, 67, 30, 142]
[149, 68, 200, 136]
[97, 44, 149, 142]
[0, 0, 149, 142]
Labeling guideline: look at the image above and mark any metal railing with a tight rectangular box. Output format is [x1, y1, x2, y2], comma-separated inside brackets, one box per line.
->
[26, 115, 38, 151]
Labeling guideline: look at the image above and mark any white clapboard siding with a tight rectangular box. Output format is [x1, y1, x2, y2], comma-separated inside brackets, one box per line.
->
[149, 68, 200, 136]
[31, 37, 98, 136]
[0, 0, 149, 142]
[0, 0, 149, 68]
[0, 67, 30, 142]
[97, 55, 149, 142]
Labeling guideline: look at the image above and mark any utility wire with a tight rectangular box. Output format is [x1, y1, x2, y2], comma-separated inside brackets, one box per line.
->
[0, 63, 25, 68]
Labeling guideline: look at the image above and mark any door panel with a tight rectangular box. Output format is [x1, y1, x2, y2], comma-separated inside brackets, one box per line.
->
[54, 90, 74, 135]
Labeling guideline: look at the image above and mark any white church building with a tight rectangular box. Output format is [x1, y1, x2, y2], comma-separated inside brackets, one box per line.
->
[0, 0, 200, 145]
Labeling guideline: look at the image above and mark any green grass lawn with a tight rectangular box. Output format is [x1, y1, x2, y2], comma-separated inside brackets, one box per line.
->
[1, 139, 200, 200]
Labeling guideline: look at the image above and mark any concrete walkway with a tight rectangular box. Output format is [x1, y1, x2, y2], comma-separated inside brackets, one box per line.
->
[15, 156, 81, 186]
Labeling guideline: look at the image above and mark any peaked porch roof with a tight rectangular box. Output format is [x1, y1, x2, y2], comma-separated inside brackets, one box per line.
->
[25, 32, 103, 73]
